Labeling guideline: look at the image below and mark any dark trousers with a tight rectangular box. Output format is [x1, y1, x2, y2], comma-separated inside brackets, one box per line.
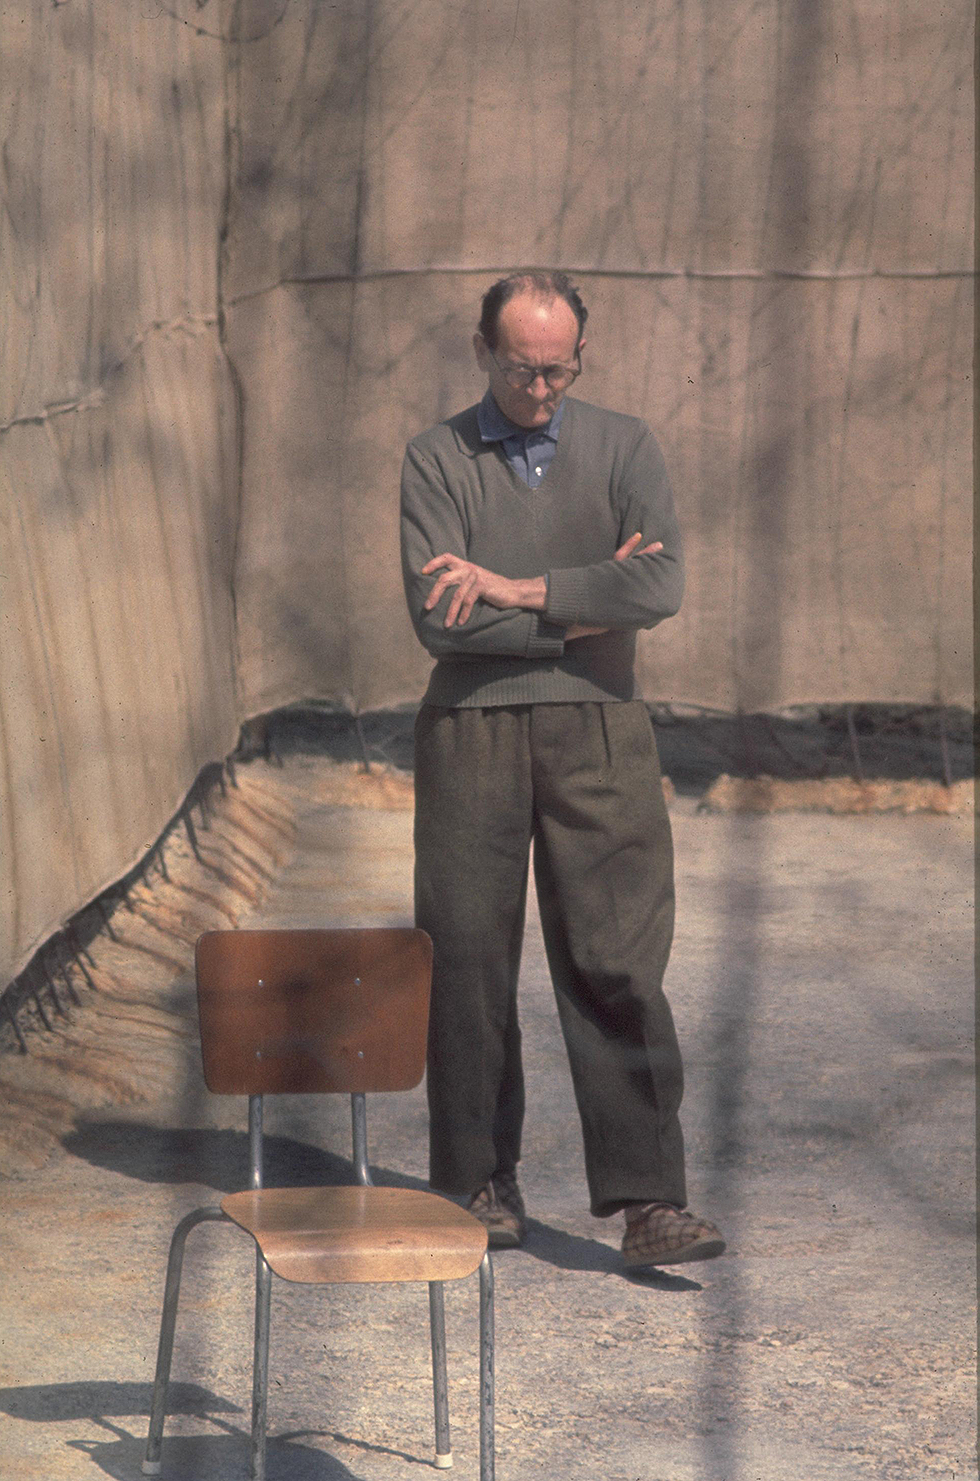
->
[414, 700, 686, 1218]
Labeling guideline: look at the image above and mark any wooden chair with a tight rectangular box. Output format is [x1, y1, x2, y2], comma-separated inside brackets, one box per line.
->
[141, 927, 493, 1480]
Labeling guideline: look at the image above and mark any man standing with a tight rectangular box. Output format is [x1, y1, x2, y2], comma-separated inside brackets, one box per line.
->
[400, 270, 723, 1270]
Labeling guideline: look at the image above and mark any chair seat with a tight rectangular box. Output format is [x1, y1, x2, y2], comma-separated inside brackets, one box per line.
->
[221, 1186, 488, 1284]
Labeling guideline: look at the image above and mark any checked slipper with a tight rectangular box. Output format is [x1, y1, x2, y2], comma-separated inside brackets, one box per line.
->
[622, 1202, 726, 1268]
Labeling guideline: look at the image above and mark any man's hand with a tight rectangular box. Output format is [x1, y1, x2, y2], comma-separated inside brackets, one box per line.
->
[422, 555, 546, 628]
[564, 532, 662, 639]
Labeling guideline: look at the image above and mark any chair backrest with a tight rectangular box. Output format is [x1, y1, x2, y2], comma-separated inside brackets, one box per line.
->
[195, 928, 433, 1096]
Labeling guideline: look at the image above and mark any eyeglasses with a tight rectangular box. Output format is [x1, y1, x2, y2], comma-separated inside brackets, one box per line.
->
[486, 345, 582, 391]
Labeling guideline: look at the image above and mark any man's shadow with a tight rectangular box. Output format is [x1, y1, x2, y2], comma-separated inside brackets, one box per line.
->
[63, 1118, 701, 1288]
[522, 1217, 702, 1289]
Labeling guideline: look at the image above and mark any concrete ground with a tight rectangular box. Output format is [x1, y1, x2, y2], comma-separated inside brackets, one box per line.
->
[0, 756, 974, 1481]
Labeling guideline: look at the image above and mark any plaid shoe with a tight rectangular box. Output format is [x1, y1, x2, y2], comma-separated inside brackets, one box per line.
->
[622, 1202, 725, 1268]
[466, 1171, 527, 1248]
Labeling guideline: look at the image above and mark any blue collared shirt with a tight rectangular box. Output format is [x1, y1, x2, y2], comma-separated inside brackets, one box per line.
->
[477, 389, 565, 488]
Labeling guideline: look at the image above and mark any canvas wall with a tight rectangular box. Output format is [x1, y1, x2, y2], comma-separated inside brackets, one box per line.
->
[1, 0, 972, 988]
[1, 3, 241, 984]
[224, 0, 973, 715]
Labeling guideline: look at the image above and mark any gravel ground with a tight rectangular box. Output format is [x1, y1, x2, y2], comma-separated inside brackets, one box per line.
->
[0, 756, 974, 1481]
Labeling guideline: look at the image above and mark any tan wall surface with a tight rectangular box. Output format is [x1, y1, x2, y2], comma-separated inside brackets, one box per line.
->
[1, 4, 241, 984]
[1, 0, 972, 989]
[225, 0, 972, 715]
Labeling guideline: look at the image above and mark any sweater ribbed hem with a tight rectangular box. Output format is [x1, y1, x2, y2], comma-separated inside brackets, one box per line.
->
[422, 649, 639, 708]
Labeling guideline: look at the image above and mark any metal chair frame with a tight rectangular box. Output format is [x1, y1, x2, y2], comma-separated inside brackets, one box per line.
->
[141, 929, 494, 1480]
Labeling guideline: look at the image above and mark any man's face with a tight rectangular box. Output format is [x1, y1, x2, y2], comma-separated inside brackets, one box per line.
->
[474, 293, 585, 430]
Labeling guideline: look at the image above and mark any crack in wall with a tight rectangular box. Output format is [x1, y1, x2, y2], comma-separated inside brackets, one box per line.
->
[0, 314, 219, 435]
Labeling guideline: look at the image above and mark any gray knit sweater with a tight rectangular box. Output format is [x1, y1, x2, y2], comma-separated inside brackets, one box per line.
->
[400, 396, 683, 708]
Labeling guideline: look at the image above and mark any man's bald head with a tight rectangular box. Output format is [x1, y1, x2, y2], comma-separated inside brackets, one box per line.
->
[478, 269, 588, 351]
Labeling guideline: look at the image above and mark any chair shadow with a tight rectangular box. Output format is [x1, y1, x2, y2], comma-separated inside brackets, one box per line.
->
[68, 1430, 365, 1480]
[62, 1120, 362, 1192]
[0, 1382, 431, 1479]
[0, 1380, 238, 1424]
[62, 1119, 702, 1288]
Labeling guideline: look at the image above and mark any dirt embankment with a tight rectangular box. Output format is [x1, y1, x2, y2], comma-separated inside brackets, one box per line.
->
[0, 771, 298, 1178]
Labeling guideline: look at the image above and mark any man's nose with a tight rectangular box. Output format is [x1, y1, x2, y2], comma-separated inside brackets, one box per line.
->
[527, 372, 551, 399]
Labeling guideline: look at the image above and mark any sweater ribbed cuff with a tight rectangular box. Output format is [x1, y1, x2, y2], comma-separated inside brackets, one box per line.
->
[544, 567, 591, 626]
[525, 613, 567, 659]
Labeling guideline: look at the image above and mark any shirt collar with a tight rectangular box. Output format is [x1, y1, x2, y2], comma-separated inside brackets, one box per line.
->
[477, 388, 565, 444]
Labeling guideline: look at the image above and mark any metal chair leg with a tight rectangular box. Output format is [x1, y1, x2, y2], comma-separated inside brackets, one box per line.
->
[479, 1252, 495, 1481]
[428, 1280, 452, 1467]
[250, 1247, 273, 1481]
[142, 1207, 226, 1476]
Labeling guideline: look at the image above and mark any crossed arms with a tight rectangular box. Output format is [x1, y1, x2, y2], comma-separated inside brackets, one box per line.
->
[422, 532, 662, 641]
[400, 424, 684, 661]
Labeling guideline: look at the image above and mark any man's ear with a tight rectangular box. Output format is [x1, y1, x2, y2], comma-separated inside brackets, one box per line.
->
[473, 331, 492, 371]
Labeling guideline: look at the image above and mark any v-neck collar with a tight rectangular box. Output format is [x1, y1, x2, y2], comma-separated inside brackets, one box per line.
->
[477, 389, 565, 447]
[480, 396, 575, 495]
